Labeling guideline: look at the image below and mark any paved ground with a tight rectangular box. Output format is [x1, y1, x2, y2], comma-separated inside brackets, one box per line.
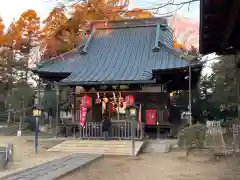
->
[60, 152, 240, 180]
[0, 136, 71, 178]
[1, 153, 102, 180]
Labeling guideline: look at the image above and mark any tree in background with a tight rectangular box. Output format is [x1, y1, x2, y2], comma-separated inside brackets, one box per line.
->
[209, 56, 237, 119]
[0, 16, 4, 39]
[41, 8, 68, 58]
[121, 8, 153, 18]
[41, 0, 154, 59]
[173, 55, 238, 121]
[0, 10, 40, 84]
[14, 9, 41, 83]
[0, 10, 40, 124]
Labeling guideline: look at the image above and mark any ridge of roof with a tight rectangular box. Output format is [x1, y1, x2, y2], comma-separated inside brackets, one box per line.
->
[89, 17, 168, 25]
[89, 17, 168, 30]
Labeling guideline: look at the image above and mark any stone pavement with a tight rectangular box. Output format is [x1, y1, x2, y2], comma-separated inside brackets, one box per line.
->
[1, 153, 103, 180]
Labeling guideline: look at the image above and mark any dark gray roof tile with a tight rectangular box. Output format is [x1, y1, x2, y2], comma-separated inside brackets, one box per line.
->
[35, 23, 189, 85]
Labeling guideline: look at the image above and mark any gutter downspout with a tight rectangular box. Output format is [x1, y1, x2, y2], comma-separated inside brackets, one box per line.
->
[80, 26, 96, 55]
[152, 24, 161, 52]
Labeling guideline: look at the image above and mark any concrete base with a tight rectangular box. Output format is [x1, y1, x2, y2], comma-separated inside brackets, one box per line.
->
[0, 151, 7, 169]
[0, 143, 13, 170]
[39, 125, 48, 133]
[17, 130, 22, 136]
[142, 139, 172, 153]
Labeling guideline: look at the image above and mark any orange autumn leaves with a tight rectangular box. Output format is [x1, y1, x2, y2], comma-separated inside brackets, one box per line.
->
[41, 0, 155, 59]
[124, 8, 153, 18]
[0, 17, 4, 37]
[0, 0, 188, 62]
[0, 9, 40, 50]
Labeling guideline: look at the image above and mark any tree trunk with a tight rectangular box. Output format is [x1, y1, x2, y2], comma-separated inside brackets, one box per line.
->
[7, 105, 11, 125]
[6, 51, 13, 125]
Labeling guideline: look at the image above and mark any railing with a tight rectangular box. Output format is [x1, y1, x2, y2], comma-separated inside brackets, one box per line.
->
[0, 107, 32, 124]
[56, 120, 144, 140]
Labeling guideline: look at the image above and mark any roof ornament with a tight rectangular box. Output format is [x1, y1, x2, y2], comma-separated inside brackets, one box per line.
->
[152, 24, 161, 52]
[80, 26, 96, 55]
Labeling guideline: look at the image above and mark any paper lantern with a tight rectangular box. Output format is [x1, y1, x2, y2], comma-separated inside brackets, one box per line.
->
[81, 95, 92, 109]
[95, 93, 101, 104]
[125, 95, 134, 107]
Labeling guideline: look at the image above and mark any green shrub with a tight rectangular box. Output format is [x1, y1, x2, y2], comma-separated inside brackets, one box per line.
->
[178, 123, 207, 152]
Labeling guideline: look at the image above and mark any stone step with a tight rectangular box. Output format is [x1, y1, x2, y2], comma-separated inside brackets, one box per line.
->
[49, 145, 134, 150]
[61, 140, 137, 144]
[47, 140, 145, 156]
[56, 142, 142, 148]
[48, 147, 138, 155]
[49, 148, 134, 155]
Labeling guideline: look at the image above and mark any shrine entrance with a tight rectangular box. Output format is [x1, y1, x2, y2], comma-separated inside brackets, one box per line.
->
[73, 91, 144, 140]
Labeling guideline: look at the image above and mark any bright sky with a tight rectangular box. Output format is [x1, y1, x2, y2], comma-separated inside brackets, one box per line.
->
[134, 0, 199, 20]
[0, 0, 57, 28]
[0, 0, 199, 28]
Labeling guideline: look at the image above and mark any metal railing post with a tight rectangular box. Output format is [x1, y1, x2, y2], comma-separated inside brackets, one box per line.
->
[131, 120, 135, 156]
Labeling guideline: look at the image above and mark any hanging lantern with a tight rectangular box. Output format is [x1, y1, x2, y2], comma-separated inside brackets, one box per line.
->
[102, 101, 106, 113]
[125, 95, 134, 107]
[123, 101, 127, 109]
[95, 92, 101, 104]
[118, 92, 123, 107]
[81, 95, 92, 109]
[103, 93, 109, 103]
[118, 92, 123, 103]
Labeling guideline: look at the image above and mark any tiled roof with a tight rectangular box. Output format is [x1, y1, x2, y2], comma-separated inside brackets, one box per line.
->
[34, 18, 191, 85]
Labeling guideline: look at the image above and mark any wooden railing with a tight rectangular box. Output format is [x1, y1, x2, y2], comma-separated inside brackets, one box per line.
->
[56, 120, 144, 140]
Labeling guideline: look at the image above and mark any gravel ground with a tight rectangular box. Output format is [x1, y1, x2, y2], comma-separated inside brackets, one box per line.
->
[60, 152, 240, 180]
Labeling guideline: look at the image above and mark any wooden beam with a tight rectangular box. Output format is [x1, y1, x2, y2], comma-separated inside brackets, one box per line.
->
[236, 52, 240, 121]
[221, 0, 240, 51]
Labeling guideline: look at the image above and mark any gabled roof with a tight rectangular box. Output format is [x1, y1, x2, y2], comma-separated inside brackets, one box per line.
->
[33, 18, 194, 86]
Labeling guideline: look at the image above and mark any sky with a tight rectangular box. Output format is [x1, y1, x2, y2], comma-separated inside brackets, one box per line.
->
[0, 0, 200, 28]
[134, 0, 199, 20]
[0, 0, 57, 28]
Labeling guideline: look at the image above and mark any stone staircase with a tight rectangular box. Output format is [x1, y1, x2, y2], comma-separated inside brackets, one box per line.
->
[47, 140, 145, 156]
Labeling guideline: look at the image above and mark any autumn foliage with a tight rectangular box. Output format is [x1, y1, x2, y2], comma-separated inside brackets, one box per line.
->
[0, 9, 41, 85]
[40, 0, 155, 59]
[0, 17, 4, 37]
[0, 0, 194, 67]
